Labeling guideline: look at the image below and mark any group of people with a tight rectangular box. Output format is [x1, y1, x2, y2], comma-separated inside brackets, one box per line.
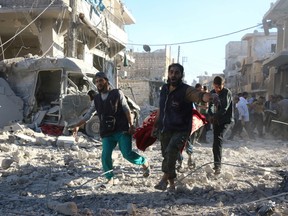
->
[228, 91, 288, 141]
[70, 63, 235, 191]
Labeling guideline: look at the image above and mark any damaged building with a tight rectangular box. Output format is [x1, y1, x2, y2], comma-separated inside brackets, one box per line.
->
[0, 0, 137, 135]
[118, 48, 172, 107]
[262, 0, 288, 98]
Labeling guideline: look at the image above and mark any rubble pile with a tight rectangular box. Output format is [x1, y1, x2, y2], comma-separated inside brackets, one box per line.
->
[0, 121, 288, 215]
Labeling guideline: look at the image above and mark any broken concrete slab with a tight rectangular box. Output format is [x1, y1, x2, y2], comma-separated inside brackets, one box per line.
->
[3, 123, 24, 133]
[32, 110, 47, 126]
[0, 78, 23, 128]
[14, 134, 36, 143]
[56, 136, 75, 148]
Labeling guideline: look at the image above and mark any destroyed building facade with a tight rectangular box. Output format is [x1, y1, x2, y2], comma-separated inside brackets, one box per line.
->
[0, 0, 136, 134]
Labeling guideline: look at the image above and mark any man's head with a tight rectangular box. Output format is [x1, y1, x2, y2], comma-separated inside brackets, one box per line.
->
[195, 83, 203, 91]
[258, 96, 265, 103]
[203, 86, 208, 92]
[95, 72, 109, 93]
[213, 76, 224, 94]
[167, 63, 184, 86]
[242, 92, 248, 99]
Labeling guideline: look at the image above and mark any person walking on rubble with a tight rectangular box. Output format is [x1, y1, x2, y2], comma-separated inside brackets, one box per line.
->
[197, 85, 210, 143]
[227, 95, 241, 140]
[250, 96, 265, 138]
[237, 92, 255, 139]
[208, 76, 233, 175]
[71, 72, 150, 186]
[152, 63, 216, 191]
[177, 83, 208, 172]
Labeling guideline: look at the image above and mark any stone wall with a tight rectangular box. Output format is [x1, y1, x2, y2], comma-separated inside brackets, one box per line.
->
[118, 79, 163, 107]
[118, 79, 150, 106]
[123, 49, 168, 81]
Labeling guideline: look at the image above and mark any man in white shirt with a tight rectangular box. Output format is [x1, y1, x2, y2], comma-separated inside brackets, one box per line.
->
[229, 92, 254, 140]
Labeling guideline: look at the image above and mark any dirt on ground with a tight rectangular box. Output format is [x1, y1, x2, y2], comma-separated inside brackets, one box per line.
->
[0, 110, 288, 215]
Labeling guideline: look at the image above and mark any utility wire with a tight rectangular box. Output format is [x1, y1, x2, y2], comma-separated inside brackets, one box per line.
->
[0, 0, 56, 48]
[126, 23, 263, 47]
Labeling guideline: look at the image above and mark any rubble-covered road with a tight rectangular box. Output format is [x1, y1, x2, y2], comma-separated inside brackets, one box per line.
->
[0, 122, 288, 216]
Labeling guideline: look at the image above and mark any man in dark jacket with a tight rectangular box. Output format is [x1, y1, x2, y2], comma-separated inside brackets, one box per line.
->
[153, 63, 214, 191]
[72, 72, 150, 186]
[208, 76, 233, 175]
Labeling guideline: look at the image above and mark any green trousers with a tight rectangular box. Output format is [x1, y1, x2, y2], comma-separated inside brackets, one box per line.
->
[101, 132, 146, 180]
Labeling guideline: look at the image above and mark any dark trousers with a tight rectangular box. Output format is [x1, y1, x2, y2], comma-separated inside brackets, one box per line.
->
[160, 131, 189, 179]
[177, 127, 203, 163]
[212, 123, 231, 169]
[252, 113, 264, 136]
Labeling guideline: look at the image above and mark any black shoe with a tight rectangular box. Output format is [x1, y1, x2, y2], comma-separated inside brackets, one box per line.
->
[213, 167, 221, 175]
[154, 180, 168, 191]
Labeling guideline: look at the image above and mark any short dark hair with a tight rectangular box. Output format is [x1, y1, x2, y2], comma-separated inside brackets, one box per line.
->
[213, 76, 224, 86]
[168, 63, 184, 75]
[242, 92, 248, 97]
[195, 83, 202, 89]
[95, 72, 108, 80]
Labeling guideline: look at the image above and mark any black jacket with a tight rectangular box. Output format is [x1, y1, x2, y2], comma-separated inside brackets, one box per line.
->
[94, 89, 129, 137]
[159, 83, 193, 133]
[208, 87, 233, 125]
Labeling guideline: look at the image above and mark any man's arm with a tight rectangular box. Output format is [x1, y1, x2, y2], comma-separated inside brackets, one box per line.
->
[186, 86, 213, 103]
[119, 90, 135, 133]
[69, 102, 96, 128]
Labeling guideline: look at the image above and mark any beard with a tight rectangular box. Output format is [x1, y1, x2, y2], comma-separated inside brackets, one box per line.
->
[167, 77, 182, 86]
[97, 82, 109, 93]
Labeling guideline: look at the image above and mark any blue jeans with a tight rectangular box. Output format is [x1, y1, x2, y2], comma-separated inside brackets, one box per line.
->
[101, 132, 146, 179]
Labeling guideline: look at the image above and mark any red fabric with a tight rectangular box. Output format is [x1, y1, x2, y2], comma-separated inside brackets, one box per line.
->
[191, 109, 208, 135]
[134, 109, 207, 152]
[41, 124, 64, 136]
[181, 108, 207, 153]
[133, 111, 157, 151]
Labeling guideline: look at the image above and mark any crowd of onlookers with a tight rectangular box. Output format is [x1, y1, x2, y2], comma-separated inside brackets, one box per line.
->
[192, 84, 288, 142]
[229, 92, 288, 141]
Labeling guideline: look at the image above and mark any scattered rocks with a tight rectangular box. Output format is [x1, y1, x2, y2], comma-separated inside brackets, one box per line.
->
[1, 158, 14, 169]
[0, 121, 288, 215]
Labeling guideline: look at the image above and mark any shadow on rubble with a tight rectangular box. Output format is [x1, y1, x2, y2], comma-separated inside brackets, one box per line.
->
[0, 161, 288, 215]
[66, 176, 288, 215]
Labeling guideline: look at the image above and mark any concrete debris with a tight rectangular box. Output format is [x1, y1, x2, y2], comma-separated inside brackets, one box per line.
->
[3, 123, 24, 133]
[256, 200, 276, 216]
[48, 201, 78, 215]
[127, 203, 137, 215]
[0, 78, 23, 128]
[14, 133, 36, 143]
[0, 110, 287, 215]
[1, 158, 14, 169]
[56, 136, 75, 148]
